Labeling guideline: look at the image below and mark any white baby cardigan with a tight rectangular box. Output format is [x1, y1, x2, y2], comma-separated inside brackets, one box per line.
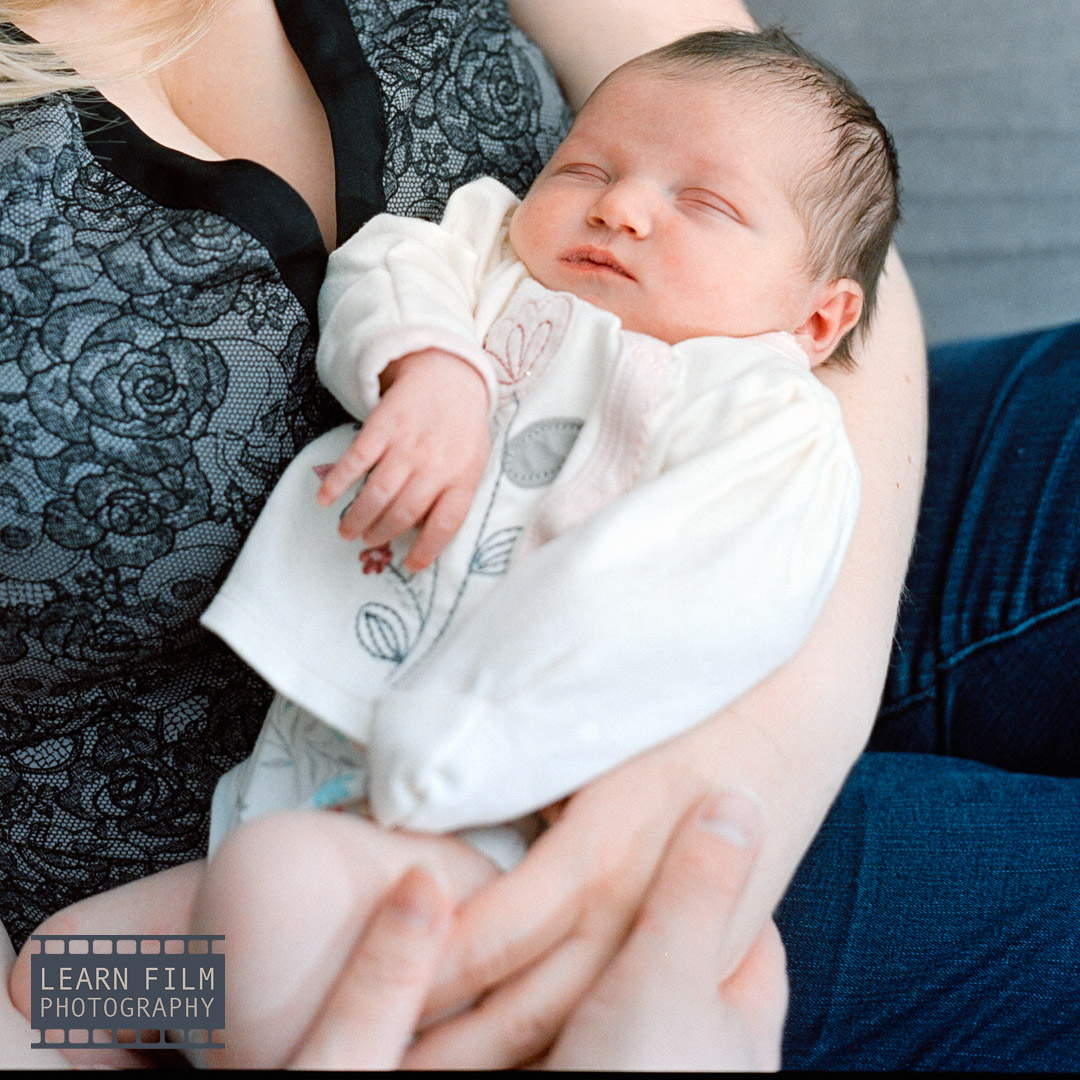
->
[201, 177, 860, 837]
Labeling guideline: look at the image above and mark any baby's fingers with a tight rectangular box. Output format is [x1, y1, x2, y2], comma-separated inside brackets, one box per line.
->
[361, 472, 445, 550]
[316, 425, 388, 507]
[338, 457, 413, 542]
[404, 486, 475, 571]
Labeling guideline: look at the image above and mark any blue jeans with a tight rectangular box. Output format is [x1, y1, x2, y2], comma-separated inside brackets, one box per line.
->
[777, 322, 1080, 1070]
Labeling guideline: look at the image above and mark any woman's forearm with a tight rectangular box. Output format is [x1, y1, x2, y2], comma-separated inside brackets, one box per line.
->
[508, 0, 757, 108]
[664, 249, 927, 970]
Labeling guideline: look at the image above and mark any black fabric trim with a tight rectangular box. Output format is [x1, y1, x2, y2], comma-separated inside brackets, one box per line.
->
[5, 1, 387, 325]
[274, 0, 387, 246]
[77, 100, 331, 324]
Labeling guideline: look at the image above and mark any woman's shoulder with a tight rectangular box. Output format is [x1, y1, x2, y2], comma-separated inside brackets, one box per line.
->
[343, 0, 571, 218]
[0, 94, 82, 184]
[0, 94, 123, 306]
[343, 0, 537, 68]
[0, 94, 142, 252]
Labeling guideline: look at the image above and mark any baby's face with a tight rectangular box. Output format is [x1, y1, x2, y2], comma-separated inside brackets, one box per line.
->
[509, 68, 823, 346]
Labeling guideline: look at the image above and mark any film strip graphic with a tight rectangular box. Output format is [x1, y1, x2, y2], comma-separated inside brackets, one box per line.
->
[29, 934, 225, 1050]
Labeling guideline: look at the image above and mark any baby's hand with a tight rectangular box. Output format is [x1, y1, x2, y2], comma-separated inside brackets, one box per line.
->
[317, 349, 491, 572]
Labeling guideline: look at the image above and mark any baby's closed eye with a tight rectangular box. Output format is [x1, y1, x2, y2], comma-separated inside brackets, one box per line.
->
[558, 163, 609, 183]
[676, 188, 745, 224]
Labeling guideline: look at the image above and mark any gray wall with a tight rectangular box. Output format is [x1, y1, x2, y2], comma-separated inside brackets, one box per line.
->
[747, 0, 1080, 345]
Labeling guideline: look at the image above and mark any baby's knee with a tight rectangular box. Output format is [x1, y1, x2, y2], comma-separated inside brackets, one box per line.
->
[8, 905, 78, 1019]
[195, 811, 371, 932]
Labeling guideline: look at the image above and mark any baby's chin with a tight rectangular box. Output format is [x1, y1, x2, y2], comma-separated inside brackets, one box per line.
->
[562, 294, 712, 345]
[606, 308, 687, 344]
[520, 256, 728, 344]
[526, 274, 682, 343]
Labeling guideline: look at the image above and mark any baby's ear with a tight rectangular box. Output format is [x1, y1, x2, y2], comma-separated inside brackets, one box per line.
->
[793, 279, 863, 367]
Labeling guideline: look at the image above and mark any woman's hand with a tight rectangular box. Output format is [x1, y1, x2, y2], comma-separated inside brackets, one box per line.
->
[290, 792, 785, 1072]
[287, 867, 453, 1070]
[401, 730, 771, 1069]
[543, 792, 786, 1072]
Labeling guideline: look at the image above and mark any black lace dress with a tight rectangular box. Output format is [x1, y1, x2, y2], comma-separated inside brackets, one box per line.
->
[0, 0, 570, 949]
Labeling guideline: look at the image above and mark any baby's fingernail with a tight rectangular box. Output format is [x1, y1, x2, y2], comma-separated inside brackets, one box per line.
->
[312, 463, 334, 480]
[388, 868, 441, 927]
[697, 791, 762, 848]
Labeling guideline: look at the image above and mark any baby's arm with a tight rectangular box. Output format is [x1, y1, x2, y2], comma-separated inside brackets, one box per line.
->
[365, 343, 860, 832]
[315, 181, 523, 567]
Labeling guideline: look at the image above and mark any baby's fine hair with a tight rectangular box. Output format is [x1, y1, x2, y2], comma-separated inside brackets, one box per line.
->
[618, 27, 900, 368]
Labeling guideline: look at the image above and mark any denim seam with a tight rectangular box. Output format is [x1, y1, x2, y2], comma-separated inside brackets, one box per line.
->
[881, 594, 1080, 714]
[939, 593, 1080, 671]
[879, 683, 935, 715]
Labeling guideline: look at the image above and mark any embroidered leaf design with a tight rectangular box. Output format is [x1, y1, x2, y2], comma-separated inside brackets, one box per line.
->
[470, 526, 522, 576]
[503, 418, 584, 487]
[356, 603, 410, 663]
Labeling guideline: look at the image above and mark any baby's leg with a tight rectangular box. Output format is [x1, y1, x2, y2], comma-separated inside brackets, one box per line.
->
[192, 808, 498, 1070]
[8, 861, 205, 1069]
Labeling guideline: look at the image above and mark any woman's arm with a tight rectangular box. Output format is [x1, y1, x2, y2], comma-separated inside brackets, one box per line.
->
[400, 3, 926, 1067]
[404, 250, 926, 1068]
[694, 248, 927, 960]
[508, 0, 757, 109]
[497, 5, 925, 954]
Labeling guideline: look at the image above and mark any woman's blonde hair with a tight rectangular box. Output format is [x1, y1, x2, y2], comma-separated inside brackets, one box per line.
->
[0, 0, 221, 105]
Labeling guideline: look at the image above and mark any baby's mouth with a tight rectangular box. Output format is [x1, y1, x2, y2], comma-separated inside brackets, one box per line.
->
[560, 247, 635, 280]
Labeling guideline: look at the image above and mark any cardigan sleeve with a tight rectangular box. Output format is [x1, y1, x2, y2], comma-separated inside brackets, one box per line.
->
[316, 176, 523, 419]
[363, 339, 862, 831]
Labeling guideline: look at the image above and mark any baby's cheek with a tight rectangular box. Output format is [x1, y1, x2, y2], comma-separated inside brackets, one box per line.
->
[509, 200, 554, 280]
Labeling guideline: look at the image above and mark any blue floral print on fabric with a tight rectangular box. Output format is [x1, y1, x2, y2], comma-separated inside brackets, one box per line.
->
[0, 0, 570, 948]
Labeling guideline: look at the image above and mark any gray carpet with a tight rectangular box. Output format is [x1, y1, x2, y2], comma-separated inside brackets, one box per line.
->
[746, 0, 1080, 345]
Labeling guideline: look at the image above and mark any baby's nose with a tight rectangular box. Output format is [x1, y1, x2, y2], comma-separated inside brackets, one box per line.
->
[586, 182, 653, 236]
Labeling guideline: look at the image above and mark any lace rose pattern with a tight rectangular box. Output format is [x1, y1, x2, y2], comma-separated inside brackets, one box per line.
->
[0, 0, 570, 948]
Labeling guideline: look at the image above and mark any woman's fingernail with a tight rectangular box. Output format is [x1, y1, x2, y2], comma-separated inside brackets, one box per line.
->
[387, 868, 441, 927]
[697, 791, 762, 848]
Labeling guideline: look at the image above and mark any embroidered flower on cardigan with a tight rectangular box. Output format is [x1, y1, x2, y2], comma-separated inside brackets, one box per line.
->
[359, 544, 393, 574]
[484, 294, 572, 397]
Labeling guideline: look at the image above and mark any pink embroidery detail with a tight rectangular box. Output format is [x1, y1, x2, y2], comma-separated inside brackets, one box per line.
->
[484, 294, 572, 398]
[519, 332, 674, 555]
[359, 545, 393, 574]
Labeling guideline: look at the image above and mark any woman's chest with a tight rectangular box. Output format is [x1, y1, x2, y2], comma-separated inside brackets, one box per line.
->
[159, 0, 338, 247]
[65, 0, 339, 250]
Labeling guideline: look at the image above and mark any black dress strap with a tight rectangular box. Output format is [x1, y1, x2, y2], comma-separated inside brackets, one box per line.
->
[3, 1, 387, 325]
